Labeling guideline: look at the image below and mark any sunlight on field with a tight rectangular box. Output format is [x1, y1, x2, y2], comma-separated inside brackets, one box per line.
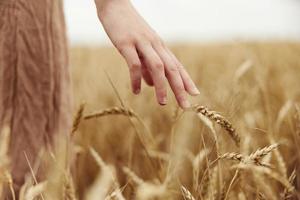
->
[70, 42, 300, 199]
[1, 42, 300, 199]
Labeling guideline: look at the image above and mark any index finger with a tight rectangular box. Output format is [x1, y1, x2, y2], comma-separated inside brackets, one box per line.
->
[137, 43, 167, 105]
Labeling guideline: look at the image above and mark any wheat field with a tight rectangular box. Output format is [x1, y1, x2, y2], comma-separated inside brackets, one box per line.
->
[1, 42, 300, 199]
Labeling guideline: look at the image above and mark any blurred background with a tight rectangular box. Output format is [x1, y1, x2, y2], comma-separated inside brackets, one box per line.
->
[64, 0, 300, 45]
[61, 1, 300, 199]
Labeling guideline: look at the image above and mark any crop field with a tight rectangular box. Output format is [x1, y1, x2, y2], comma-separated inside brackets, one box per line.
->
[1, 42, 300, 199]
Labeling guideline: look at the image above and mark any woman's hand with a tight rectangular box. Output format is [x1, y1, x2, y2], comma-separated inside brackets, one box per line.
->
[95, 0, 200, 109]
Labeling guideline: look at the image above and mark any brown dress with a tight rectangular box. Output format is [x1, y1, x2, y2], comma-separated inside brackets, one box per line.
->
[0, 0, 72, 193]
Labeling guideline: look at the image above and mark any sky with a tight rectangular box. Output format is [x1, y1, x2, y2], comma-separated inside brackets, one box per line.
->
[64, 0, 300, 45]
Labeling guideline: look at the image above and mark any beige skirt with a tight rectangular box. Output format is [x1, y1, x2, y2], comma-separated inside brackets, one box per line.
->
[0, 0, 72, 191]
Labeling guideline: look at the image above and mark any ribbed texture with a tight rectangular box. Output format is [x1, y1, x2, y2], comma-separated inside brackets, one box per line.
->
[0, 0, 71, 191]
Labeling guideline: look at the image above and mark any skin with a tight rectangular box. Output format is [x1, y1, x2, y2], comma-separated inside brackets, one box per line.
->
[94, 0, 200, 109]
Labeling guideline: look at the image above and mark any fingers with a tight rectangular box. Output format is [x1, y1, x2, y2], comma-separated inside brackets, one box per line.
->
[119, 45, 142, 94]
[153, 44, 190, 109]
[119, 40, 199, 109]
[137, 43, 167, 105]
[141, 64, 154, 86]
[166, 49, 200, 96]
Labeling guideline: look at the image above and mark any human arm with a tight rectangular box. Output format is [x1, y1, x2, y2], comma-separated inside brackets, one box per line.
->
[94, 0, 200, 109]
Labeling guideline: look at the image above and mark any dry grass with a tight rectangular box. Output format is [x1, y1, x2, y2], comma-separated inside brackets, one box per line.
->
[1, 42, 300, 199]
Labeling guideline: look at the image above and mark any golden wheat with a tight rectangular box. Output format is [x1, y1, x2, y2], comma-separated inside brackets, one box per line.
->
[2, 43, 300, 200]
[192, 105, 240, 146]
[181, 186, 195, 200]
[248, 143, 279, 164]
[71, 103, 85, 136]
[84, 107, 137, 120]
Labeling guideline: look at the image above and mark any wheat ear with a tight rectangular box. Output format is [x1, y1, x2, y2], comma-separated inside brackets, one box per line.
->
[181, 186, 195, 200]
[249, 143, 279, 164]
[219, 143, 278, 167]
[282, 169, 296, 199]
[84, 107, 137, 120]
[193, 105, 240, 146]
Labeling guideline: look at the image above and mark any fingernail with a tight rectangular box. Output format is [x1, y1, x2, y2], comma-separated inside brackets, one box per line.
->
[192, 87, 200, 95]
[160, 97, 167, 105]
[181, 100, 191, 109]
[134, 88, 140, 95]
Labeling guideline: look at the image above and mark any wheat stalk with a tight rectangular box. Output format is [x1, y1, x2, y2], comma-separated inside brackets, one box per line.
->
[295, 105, 300, 137]
[200, 171, 210, 199]
[275, 100, 293, 131]
[147, 150, 170, 162]
[122, 167, 144, 186]
[224, 169, 240, 200]
[84, 107, 137, 120]
[203, 143, 277, 197]
[87, 148, 118, 200]
[206, 166, 219, 200]
[234, 60, 253, 81]
[281, 169, 296, 200]
[23, 152, 45, 200]
[181, 186, 195, 200]
[104, 187, 126, 200]
[24, 182, 47, 200]
[249, 144, 279, 164]
[5, 172, 15, 200]
[63, 174, 77, 200]
[234, 164, 294, 193]
[192, 149, 210, 193]
[71, 103, 85, 136]
[270, 139, 287, 178]
[0, 126, 15, 200]
[192, 105, 240, 146]
[219, 152, 244, 162]
[219, 143, 278, 167]
[254, 172, 277, 200]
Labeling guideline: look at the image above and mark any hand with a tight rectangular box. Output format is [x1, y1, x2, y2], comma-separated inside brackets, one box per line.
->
[95, 0, 200, 109]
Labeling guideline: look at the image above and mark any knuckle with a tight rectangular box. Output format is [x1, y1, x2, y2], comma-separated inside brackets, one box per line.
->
[129, 70, 136, 77]
[174, 85, 185, 93]
[132, 76, 140, 83]
[153, 38, 162, 46]
[177, 65, 185, 70]
[130, 62, 142, 70]
[146, 65, 153, 74]
[153, 80, 165, 91]
[129, 67, 138, 76]
[116, 40, 133, 53]
[152, 37, 163, 47]
[130, 72, 141, 82]
[153, 61, 164, 71]
[157, 87, 166, 96]
[174, 88, 185, 98]
[171, 79, 184, 89]
[117, 44, 128, 54]
[177, 95, 186, 103]
[168, 66, 178, 73]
